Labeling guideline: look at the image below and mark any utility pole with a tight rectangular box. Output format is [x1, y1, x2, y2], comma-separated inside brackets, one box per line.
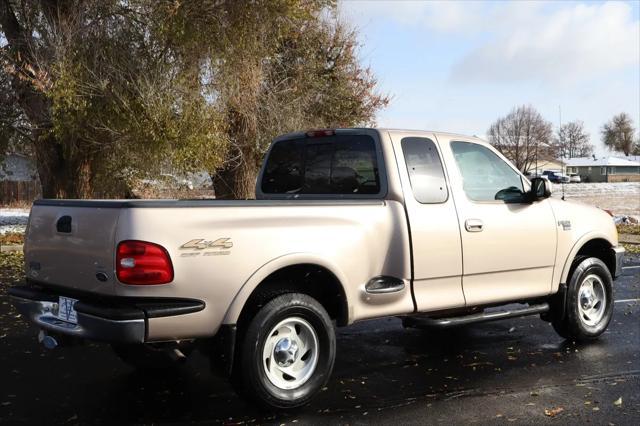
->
[559, 105, 563, 165]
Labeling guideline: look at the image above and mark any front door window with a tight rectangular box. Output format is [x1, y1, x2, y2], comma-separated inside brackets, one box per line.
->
[450, 141, 525, 203]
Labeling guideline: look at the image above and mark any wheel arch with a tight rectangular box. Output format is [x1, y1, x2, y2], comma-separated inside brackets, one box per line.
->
[560, 233, 616, 284]
[222, 254, 351, 327]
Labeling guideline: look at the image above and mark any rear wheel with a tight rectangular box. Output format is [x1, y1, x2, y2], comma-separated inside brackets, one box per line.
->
[552, 257, 613, 341]
[232, 293, 335, 410]
[112, 342, 193, 370]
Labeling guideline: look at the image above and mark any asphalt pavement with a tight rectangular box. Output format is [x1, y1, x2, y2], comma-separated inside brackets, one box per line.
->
[1, 256, 638, 425]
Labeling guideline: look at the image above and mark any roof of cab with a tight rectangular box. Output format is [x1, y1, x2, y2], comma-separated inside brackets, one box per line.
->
[274, 127, 485, 143]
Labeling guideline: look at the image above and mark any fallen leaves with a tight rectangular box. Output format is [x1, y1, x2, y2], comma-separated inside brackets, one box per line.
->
[463, 362, 493, 368]
[613, 397, 622, 407]
[544, 407, 564, 417]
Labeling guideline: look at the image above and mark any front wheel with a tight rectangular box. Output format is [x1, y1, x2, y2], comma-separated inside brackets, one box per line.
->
[552, 257, 614, 341]
[233, 293, 336, 410]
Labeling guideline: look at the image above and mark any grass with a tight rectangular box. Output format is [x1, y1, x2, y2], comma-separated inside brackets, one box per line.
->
[0, 252, 25, 289]
[0, 232, 25, 245]
[622, 243, 640, 255]
[617, 224, 640, 253]
[617, 223, 640, 236]
[1, 200, 33, 209]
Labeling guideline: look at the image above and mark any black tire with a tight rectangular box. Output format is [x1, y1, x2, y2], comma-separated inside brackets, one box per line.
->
[552, 257, 613, 341]
[232, 293, 335, 410]
[112, 342, 193, 370]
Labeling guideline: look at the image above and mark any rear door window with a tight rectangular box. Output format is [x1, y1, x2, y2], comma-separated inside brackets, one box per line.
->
[401, 137, 448, 203]
[261, 135, 381, 196]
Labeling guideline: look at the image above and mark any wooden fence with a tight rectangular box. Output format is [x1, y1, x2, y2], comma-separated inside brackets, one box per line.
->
[0, 181, 41, 205]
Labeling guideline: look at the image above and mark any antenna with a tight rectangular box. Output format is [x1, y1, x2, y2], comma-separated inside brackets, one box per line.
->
[559, 105, 565, 201]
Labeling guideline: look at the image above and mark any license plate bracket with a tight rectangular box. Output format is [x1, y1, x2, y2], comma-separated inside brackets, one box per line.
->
[56, 296, 78, 324]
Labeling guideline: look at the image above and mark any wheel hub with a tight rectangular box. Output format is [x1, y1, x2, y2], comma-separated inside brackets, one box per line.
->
[262, 317, 320, 390]
[577, 274, 607, 327]
[274, 337, 299, 367]
[580, 288, 594, 309]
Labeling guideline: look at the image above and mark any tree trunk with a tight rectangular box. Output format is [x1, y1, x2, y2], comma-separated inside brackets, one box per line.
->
[212, 150, 257, 200]
[33, 133, 94, 199]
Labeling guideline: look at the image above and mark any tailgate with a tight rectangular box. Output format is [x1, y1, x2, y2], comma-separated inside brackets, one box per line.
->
[25, 203, 121, 295]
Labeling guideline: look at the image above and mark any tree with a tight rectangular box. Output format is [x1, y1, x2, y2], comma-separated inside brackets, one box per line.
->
[555, 121, 593, 159]
[169, 1, 389, 199]
[487, 105, 554, 173]
[1, 0, 389, 199]
[601, 113, 637, 156]
[0, 52, 30, 161]
[0, 0, 227, 198]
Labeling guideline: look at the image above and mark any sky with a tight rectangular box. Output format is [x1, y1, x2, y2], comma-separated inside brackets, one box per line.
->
[339, 0, 640, 156]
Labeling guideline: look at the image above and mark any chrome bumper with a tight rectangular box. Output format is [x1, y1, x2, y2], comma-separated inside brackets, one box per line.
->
[11, 296, 145, 343]
[9, 285, 205, 344]
[613, 245, 625, 278]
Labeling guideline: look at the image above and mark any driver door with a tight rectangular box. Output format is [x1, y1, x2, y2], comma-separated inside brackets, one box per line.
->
[439, 138, 557, 306]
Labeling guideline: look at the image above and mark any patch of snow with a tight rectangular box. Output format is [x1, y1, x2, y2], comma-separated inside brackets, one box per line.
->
[550, 182, 640, 216]
[139, 172, 212, 190]
[0, 208, 30, 235]
[187, 171, 213, 189]
[0, 224, 26, 235]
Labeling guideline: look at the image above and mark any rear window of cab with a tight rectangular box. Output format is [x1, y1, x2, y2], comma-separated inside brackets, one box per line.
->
[261, 135, 381, 196]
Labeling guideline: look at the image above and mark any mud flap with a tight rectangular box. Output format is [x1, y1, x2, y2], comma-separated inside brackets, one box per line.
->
[542, 283, 568, 322]
[210, 324, 237, 377]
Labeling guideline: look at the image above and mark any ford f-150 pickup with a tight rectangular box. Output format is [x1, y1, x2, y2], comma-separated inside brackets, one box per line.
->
[9, 128, 624, 409]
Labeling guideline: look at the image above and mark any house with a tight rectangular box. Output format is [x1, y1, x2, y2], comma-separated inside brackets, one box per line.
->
[527, 158, 566, 176]
[0, 153, 38, 181]
[0, 153, 41, 204]
[564, 156, 640, 183]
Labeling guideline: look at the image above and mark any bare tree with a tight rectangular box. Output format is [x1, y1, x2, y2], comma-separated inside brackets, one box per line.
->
[555, 121, 593, 158]
[487, 105, 554, 173]
[602, 113, 637, 156]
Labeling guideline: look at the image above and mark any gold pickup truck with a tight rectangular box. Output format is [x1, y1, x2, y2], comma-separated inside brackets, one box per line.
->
[9, 128, 624, 409]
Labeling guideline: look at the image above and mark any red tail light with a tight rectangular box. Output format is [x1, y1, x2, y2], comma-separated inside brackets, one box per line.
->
[116, 240, 174, 285]
[306, 129, 335, 138]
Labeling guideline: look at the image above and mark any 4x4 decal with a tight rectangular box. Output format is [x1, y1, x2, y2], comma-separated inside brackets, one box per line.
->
[180, 238, 233, 256]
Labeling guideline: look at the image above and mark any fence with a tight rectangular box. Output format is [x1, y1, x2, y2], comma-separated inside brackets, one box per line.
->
[0, 180, 41, 205]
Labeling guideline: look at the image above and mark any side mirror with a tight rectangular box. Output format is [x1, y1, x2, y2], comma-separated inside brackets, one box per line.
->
[530, 177, 551, 201]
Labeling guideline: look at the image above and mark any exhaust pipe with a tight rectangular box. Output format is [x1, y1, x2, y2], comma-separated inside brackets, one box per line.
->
[38, 330, 58, 350]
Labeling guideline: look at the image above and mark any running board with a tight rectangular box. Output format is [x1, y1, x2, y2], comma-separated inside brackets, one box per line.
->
[404, 303, 550, 329]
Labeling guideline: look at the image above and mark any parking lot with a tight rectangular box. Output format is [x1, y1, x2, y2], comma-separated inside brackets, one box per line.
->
[0, 252, 638, 425]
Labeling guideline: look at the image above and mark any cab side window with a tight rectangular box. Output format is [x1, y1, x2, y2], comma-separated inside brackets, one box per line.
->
[401, 137, 448, 203]
[450, 141, 525, 203]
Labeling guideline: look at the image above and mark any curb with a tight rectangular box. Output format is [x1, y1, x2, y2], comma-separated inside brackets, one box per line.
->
[619, 234, 640, 245]
[0, 244, 23, 253]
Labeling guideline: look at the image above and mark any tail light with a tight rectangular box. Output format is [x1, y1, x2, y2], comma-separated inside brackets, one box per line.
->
[306, 129, 335, 138]
[116, 240, 174, 285]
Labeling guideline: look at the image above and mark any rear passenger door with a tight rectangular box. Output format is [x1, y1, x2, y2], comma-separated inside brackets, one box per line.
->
[390, 132, 465, 312]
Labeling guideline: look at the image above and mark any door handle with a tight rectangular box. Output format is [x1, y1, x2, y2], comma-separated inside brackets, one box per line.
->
[465, 219, 484, 232]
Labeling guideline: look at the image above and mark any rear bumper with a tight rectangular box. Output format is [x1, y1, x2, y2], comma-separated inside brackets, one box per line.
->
[9, 285, 205, 344]
[613, 245, 625, 279]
